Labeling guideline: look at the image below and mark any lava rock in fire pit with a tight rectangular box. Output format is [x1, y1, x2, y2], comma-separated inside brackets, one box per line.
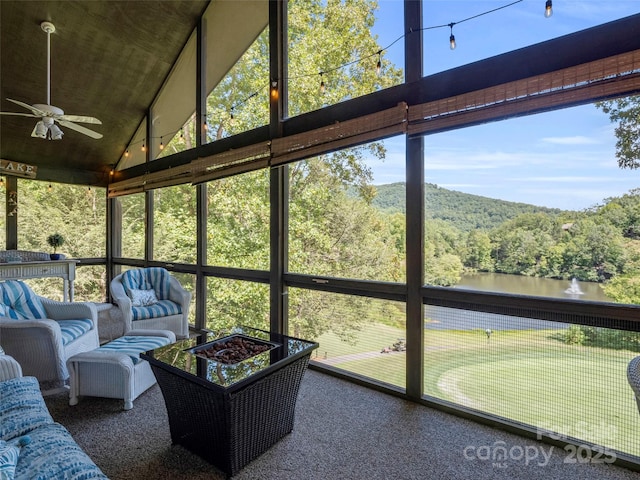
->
[195, 336, 272, 364]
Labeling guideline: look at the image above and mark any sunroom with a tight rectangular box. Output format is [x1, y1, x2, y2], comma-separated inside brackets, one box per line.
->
[1, 1, 640, 478]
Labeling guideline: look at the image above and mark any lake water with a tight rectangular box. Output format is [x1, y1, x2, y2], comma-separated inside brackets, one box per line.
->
[454, 272, 611, 302]
[425, 272, 611, 331]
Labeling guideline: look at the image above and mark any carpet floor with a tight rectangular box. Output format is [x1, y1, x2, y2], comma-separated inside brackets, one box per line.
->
[44, 369, 639, 480]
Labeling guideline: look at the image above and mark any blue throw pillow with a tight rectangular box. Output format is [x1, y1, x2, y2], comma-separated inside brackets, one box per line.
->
[0, 441, 19, 479]
[0, 436, 30, 480]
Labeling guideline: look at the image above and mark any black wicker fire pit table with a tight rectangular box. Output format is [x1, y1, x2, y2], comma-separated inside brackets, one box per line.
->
[141, 326, 318, 478]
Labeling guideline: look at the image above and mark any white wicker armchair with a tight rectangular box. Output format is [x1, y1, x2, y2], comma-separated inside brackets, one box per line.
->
[627, 356, 640, 414]
[0, 354, 23, 381]
[0, 281, 99, 392]
[110, 267, 190, 339]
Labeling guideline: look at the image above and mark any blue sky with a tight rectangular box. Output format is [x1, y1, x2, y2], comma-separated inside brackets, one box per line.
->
[367, 1, 640, 211]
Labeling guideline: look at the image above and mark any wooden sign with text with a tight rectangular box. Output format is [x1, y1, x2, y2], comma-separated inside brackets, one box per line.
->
[0, 160, 37, 179]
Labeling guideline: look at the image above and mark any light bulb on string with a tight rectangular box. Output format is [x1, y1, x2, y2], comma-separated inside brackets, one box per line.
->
[449, 23, 456, 50]
[159, 137, 164, 150]
[544, 0, 553, 18]
[125, 149, 129, 158]
[270, 81, 279, 100]
[376, 50, 382, 76]
[141, 142, 146, 152]
[48, 184, 52, 193]
[319, 72, 325, 94]
[230, 107, 234, 120]
[0, 177, 4, 188]
[179, 129, 184, 141]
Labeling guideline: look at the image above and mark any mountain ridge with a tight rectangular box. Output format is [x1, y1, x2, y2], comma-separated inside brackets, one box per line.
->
[372, 182, 564, 231]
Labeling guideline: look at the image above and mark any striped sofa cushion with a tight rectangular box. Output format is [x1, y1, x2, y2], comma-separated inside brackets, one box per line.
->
[121, 268, 171, 300]
[0, 280, 47, 320]
[58, 319, 94, 345]
[96, 335, 172, 364]
[132, 299, 181, 321]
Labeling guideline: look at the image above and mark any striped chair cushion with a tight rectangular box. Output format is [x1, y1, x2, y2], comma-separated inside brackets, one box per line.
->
[131, 299, 181, 321]
[58, 319, 94, 346]
[121, 268, 171, 301]
[0, 280, 47, 320]
[96, 335, 172, 364]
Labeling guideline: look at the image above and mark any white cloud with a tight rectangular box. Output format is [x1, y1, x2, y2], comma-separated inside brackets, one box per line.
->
[541, 136, 599, 145]
[519, 176, 610, 183]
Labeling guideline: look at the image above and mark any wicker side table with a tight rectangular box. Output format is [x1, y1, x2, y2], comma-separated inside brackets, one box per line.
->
[142, 327, 318, 477]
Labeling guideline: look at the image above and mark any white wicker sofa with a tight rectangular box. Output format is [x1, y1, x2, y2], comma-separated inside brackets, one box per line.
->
[0, 280, 98, 392]
[0, 354, 108, 479]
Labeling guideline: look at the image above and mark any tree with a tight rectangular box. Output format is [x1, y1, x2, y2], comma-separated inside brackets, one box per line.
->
[464, 230, 493, 272]
[560, 218, 626, 281]
[595, 95, 640, 169]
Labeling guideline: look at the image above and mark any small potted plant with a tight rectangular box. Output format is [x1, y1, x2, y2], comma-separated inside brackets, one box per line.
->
[46, 233, 65, 260]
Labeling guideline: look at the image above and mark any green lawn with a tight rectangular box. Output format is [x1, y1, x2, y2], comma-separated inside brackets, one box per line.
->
[315, 325, 640, 457]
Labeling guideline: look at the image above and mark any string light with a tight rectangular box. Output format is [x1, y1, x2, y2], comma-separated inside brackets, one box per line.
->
[285, 0, 523, 86]
[121, 125, 188, 159]
[449, 23, 456, 50]
[545, 0, 553, 18]
[0, 177, 4, 188]
[117, 0, 527, 159]
[48, 184, 52, 192]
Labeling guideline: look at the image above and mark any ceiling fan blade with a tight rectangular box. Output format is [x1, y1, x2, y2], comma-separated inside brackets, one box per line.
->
[6, 98, 47, 116]
[0, 112, 38, 118]
[58, 114, 102, 125]
[57, 119, 103, 139]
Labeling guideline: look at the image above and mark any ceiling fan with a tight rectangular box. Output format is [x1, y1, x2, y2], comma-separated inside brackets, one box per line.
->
[0, 21, 102, 140]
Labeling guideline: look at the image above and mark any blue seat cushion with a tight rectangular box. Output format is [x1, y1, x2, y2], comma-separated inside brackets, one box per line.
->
[131, 299, 181, 321]
[96, 335, 172, 364]
[58, 319, 93, 345]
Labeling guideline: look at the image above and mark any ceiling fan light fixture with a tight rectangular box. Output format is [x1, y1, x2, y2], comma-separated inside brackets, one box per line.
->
[49, 123, 63, 140]
[33, 121, 48, 138]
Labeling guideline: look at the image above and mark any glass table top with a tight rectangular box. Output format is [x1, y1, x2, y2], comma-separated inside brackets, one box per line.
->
[141, 326, 318, 392]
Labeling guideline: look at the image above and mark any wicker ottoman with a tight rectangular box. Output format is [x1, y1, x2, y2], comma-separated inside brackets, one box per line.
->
[67, 329, 176, 410]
